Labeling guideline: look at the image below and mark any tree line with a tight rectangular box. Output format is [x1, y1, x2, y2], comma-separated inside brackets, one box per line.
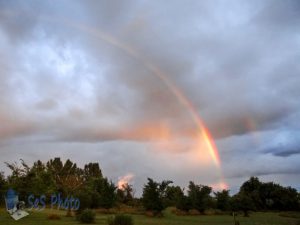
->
[0, 158, 299, 216]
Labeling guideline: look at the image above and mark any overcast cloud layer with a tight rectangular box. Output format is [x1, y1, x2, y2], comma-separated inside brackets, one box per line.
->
[0, 0, 299, 194]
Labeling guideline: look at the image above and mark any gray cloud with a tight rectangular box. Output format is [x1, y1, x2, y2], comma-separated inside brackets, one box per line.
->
[0, 0, 299, 191]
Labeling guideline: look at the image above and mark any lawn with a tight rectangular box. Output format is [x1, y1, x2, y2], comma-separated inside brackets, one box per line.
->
[0, 208, 299, 225]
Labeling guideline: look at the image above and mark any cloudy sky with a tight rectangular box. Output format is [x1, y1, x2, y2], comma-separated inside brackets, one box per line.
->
[0, 0, 299, 194]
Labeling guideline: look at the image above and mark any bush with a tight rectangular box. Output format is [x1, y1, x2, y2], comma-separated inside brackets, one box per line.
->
[188, 209, 201, 215]
[107, 214, 133, 225]
[77, 209, 96, 224]
[47, 213, 61, 220]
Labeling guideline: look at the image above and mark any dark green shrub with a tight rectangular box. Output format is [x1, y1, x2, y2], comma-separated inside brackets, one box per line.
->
[107, 214, 133, 225]
[77, 209, 96, 224]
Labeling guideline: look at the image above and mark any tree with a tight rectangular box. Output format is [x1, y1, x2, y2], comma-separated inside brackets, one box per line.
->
[187, 182, 213, 212]
[46, 158, 84, 195]
[231, 192, 255, 217]
[83, 163, 102, 181]
[0, 172, 6, 205]
[5, 160, 33, 199]
[239, 177, 299, 211]
[240, 177, 262, 210]
[214, 189, 231, 211]
[175, 189, 192, 211]
[142, 178, 163, 212]
[117, 183, 134, 205]
[163, 185, 183, 207]
[98, 178, 117, 209]
[271, 185, 298, 210]
[142, 178, 172, 214]
[28, 160, 56, 197]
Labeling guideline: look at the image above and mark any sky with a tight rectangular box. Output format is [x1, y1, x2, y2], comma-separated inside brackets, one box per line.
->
[0, 0, 299, 195]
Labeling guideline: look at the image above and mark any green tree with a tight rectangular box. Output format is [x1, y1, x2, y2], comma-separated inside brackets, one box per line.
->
[240, 177, 299, 211]
[214, 189, 231, 211]
[5, 159, 33, 199]
[142, 178, 163, 212]
[240, 177, 262, 210]
[142, 178, 172, 213]
[46, 158, 84, 195]
[28, 160, 56, 197]
[98, 178, 117, 209]
[187, 182, 213, 212]
[83, 163, 102, 181]
[82, 164, 103, 208]
[117, 183, 134, 205]
[175, 189, 192, 211]
[163, 185, 183, 207]
[231, 192, 255, 217]
[0, 172, 6, 205]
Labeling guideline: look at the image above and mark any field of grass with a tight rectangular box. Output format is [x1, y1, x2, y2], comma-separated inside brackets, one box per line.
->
[0, 208, 299, 225]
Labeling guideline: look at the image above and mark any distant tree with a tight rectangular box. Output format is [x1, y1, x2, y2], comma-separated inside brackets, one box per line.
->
[28, 160, 56, 197]
[81, 164, 103, 209]
[240, 177, 262, 210]
[298, 192, 300, 210]
[98, 178, 117, 209]
[117, 183, 134, 205]
[83, 163, 102, 181]
[163, 185, 183, 207]
[76, 188, 93, 211]
[175, 189, 192, 212]
[187, 182, 213, 212]
[142, 178, 172, 214]
[5, 160, 33, 199]
[272, 185, 298, 210]
[240, 177, 299, 211]
[142, 178, 163, 212]
[214, 189, 231, 211]
[46, 158, 84, 195]
[231, 192, 255, 217]
[0, 172, 6, 205]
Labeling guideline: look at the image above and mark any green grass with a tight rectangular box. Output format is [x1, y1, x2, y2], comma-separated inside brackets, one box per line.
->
[0, 208, 299, 225]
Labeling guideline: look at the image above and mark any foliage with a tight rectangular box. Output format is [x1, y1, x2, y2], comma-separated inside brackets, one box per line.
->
[98, 178, 117, 209]
[107, 214, 133, 225]
[0, 172, 6, 205]
[187, 182, 213, 212]
[2, 158, 300, 213]
[142, 178, 173, 213]
[163, 185, 183, 207]
[231, 192, 255, 217]
[239, 177, 299, 211]
[77, 209, 96, 223]
[4, 158, 109, 210]
[84, 163, 102, 180]
[117, 183, 134, 205]
[214, 189, 231, 211]
[175, 190, 192, 212]
[142, 178, 163, 212]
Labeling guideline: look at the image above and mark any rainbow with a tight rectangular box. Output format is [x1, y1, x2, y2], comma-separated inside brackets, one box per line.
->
[65, 21, 227, 188]
[1, 10, 227, 189]
[66, 22, 222, 165]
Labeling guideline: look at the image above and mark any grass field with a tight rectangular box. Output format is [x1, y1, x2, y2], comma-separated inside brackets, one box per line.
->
[0, 208, 299, 225]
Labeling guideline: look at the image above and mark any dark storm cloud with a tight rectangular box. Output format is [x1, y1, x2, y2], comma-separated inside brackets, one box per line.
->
[1, 0, 299, 141]
[263, 133, 300, 157]
[227, 167, 300, 179]
[271, 149, 300, 157]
